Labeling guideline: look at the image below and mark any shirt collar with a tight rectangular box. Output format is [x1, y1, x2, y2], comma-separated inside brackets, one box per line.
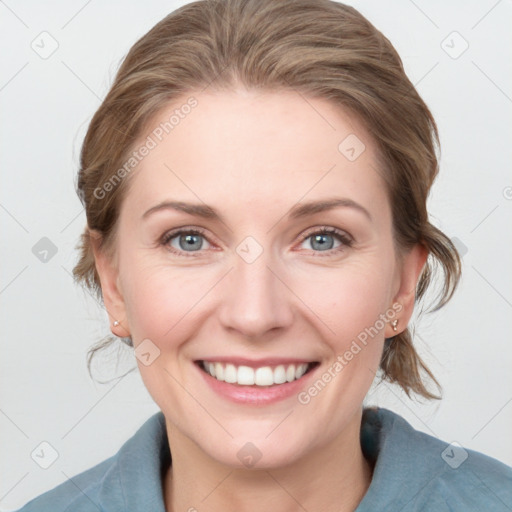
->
[95, 406, 454, 511]
[355, 406, 453, 511]
[98, 411, 169, 511]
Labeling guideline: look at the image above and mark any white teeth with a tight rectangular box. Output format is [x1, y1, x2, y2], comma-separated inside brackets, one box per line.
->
[255, 366, 274, 386]
[201, 361, 312, 386]
[273, 365, 287, 384]
[224, 363, 237, 383]
[295, 363, 308, 379]
[215, 362, 225, 381]
[237, 366, 255, 385]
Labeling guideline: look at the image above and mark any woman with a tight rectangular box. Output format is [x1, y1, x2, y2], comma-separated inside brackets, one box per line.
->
[16, 0, 512, 510]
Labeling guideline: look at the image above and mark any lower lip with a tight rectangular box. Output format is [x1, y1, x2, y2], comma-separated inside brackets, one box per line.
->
[196, 362, 318, 405]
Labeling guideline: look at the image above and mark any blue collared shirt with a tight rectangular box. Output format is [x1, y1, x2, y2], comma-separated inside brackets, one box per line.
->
[15, 407, 512, 511]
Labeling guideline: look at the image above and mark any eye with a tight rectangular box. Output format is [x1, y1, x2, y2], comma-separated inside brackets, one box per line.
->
[160, 226, 353, 257]
[161, 228, 212, 256]
[298, 227, 353, 255]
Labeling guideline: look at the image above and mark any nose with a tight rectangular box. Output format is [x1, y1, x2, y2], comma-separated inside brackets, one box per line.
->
[217, 243, 294, 340]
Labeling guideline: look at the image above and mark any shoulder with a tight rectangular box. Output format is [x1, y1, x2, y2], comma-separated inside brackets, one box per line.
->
[13, 455, 118, 512]
[358, 407, 512, 511]
[14, 411, 168, 512]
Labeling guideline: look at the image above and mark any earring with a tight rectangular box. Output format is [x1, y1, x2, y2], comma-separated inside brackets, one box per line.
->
[391, 319, 398, 332]
[113, 321, 120, 327]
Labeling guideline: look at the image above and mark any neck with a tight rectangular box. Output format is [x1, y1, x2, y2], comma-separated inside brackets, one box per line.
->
[163, 408, 373, 512]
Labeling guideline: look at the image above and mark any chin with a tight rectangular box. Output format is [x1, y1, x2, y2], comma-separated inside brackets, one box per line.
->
[197, 424, 314, 470]
[211, 440, 307, 471]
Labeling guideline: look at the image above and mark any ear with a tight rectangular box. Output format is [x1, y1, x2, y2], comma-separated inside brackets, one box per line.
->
[385, 243, 428, 338]
[89, 229, 130, 338]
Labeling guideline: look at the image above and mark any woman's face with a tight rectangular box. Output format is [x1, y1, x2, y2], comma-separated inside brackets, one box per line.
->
[94, 89, 424, 468]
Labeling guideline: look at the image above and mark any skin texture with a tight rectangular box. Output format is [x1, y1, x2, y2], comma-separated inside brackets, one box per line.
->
[92, 89, 427, 512]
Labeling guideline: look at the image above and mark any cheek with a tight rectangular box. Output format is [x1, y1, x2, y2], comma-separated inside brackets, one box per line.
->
[295, 257, 392, 347]
[120, 231, 395, 349]
[120, 252, 215, 342]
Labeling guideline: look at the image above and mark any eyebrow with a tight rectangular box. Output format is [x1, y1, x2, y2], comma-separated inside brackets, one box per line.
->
[142, 197, 372, 223]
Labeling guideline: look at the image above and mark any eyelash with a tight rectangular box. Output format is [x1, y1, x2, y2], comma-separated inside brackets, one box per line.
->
[160, 226, 353, 258]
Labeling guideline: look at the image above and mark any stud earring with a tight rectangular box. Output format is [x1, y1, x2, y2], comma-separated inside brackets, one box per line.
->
[391, 319, 398, 332]
[113, 321, 120, 327]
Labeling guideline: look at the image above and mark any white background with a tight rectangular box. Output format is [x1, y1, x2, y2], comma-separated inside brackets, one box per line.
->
[1, 0, 511, 509]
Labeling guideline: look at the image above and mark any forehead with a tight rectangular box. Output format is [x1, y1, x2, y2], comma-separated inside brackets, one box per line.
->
[122, 89, 388, 222]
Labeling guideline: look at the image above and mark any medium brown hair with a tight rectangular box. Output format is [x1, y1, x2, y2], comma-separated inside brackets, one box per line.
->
[73, 0, 461, 399]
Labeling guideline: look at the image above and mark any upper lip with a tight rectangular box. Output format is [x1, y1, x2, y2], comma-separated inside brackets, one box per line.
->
[196, 357, 317, 368]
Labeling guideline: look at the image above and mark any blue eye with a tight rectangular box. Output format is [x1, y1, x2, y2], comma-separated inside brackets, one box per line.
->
[299, 228, 353, 254]
[161, 226, 352, 257]
[162, 228, 211, 256]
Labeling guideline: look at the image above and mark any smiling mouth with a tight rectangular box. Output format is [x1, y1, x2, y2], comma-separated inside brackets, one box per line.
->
[196, 360, 319, 387]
